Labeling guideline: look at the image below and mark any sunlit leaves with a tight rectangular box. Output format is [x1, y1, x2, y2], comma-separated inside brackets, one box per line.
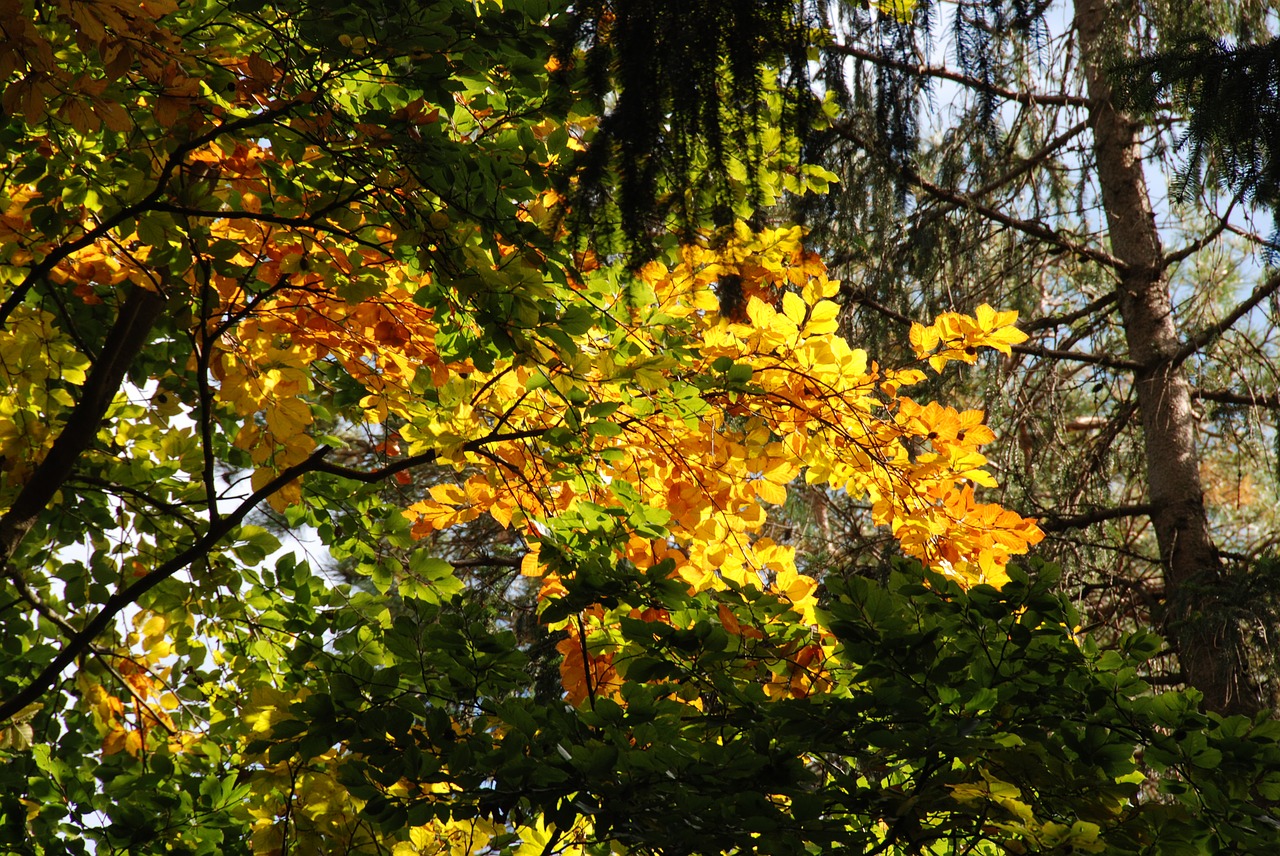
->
[875, 0, 918, 24]
[0, 1, 1155, 855]
[0, 307, 90, 494]
[909, 303, 1028, 372]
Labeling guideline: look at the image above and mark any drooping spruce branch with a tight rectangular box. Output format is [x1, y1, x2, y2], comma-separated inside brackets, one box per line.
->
[560, 1, 1055, 258]
[561, 0, 820, 255]
[1121, 36, 1280, 210]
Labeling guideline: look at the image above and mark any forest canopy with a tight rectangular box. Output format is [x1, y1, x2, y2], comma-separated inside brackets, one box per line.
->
[2, 0, 1280, 854]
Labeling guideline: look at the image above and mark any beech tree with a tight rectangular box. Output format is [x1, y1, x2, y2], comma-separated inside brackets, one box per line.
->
[2, 1, 1280, 854]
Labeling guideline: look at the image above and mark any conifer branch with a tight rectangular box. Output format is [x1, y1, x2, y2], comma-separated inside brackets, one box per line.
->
[1039, 503, 1160, 532]
[1170, 269, 1280, 369]
[828, 43, 1090, 108]
[1191, 388, 1280, 409]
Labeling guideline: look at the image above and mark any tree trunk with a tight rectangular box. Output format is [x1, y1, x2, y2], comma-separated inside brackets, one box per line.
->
[1075, 0, 1260, 715]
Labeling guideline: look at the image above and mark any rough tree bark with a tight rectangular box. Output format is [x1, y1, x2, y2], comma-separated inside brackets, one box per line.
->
[1075, 0, 1261, 715]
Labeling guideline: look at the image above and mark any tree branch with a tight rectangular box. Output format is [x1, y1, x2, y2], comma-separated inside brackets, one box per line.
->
[310, 428, 547, 484]
[1021, 291, 1117, 332]
[0, 106, 297, 328]
[846, 287, 1138, 369]
[0, 423, 550, 721]
[148, 200, 391, 255]
[1012, 342, 1144, 371]
[1169, 269, 1280, 369]
[0, 287, 166, 579]
[93, 651, 178, 736]
[843, 289, 913, 326]
[450, 556, 524, 569]
[830, 122, 1127, 270]
[909, 172, 1128, 270]
[0, 446, 333, 723]
[828, 42, 1091, 108]
[7, 575, 79, 638]
[1192, 388, 1280, 409]
[965, 120, 1091, 202]
[1039, 503, 1159, 533]
[1161, 203, 1234, 268]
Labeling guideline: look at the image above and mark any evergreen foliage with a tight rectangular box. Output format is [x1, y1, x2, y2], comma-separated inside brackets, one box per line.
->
[562, 0, 822, 254]
[1122, 36, 1280, 228]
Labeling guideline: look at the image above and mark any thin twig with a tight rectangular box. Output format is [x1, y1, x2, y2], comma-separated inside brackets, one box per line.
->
[1021, 291, 1117, 332]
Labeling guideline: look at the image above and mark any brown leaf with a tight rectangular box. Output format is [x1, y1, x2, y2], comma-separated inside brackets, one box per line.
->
[96, 99, 131, 133]
[247, 53, 275, 84]
[21, 81, 44, 125]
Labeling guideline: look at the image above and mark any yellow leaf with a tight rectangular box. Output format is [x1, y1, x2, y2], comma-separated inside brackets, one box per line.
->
[250, 467, 275, 495]
[490, 501, 513, 528]
[265, 397, 312, 440]
[267, 478, 301, 513]
[803, 300, 840, 335]
[760, 457, 801, 484]
[909, 322, 938, 356]
[801, 275, 839, 305]
[754, 479, 787, 505]
[141, 614, 167, 638]
[775, 569, 817, 603]
[782, 291, 807, 324]
[745, 296, 777, 330]
[876, 0, 916, 23]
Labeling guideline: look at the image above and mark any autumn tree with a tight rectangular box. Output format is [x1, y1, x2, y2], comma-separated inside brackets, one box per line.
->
[568, 0, 1280, 714]
[3, 0, 1280, 854]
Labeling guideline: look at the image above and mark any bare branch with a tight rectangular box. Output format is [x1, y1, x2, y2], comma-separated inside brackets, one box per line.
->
[1039, 503, 1159, 532]
[1192, 388, 1280, 409]
[843, 289, 913, 326]
[966, 120, 1091, 201]
[1161, 201, 1235, 268]
[831, 121, 1126, 270]
[1170, 269, 1280, 368]
[1022, 291, 1117, 332]
[910, 172, 1128, 270]
[1012, 342, 1143, 371]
